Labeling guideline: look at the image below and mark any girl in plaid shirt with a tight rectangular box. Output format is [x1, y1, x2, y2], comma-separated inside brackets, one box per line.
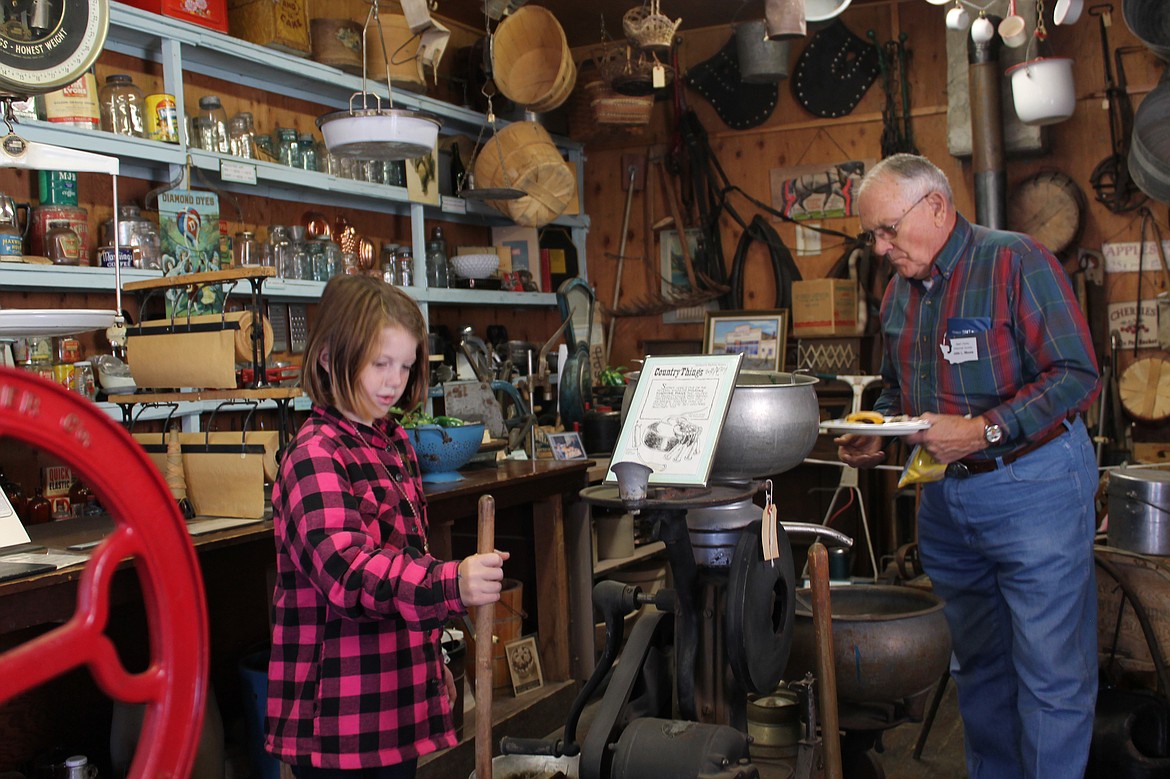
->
[265, 275, 509, 778]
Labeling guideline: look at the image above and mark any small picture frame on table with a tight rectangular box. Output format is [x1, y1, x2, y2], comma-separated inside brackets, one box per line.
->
[505, 635, 544, 696]
[547, 431, 587, 460]
[702, 309, 789, 372]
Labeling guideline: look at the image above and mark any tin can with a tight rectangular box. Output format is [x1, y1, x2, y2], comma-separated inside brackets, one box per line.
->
[52, 362, 74, 390]
[145, 93, 180, 143]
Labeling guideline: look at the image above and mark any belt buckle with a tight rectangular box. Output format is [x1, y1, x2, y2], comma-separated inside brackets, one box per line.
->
[946, 462, 971, 479]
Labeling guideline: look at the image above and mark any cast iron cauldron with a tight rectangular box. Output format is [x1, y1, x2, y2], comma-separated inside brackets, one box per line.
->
[622, 370, 820, 481]
[786, 585, 951, 705]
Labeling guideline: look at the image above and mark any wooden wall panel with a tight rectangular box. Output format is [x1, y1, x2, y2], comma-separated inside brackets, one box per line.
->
[572, 0, 1169, 373]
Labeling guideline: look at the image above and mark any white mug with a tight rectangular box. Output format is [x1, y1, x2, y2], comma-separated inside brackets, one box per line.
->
[970, 15, 996, 43]
[946, 5, 971, 30]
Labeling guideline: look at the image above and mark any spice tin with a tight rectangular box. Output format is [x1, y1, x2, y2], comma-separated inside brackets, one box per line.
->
[145, 93, 180, 143]
[98, 245, 136, 268]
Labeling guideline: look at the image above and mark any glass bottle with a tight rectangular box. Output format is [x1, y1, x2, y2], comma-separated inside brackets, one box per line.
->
[288, 225, 310, 280]
[276, 127, 301, 168]
[450, 142, 466, 194]
[298, 133, 317, 172]
[0, 467, 25, 520]
[425, 225, 449, 289]
[189, 116, 214, 151]
[194, 95, 230, 153]
[72, 360, 96, 399]
[267, 225, 291, 277]
[25, 488, 50, 526]
[98, 74, 146, 137]
[228, 111, 256, 158]
[45, 221, 82, 265]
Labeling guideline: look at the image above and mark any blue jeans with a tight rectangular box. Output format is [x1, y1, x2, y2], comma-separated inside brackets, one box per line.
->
[917, 417, 1097, 779]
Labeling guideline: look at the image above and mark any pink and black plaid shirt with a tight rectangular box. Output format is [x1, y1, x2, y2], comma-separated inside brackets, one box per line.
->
[265, 405, 464, 769]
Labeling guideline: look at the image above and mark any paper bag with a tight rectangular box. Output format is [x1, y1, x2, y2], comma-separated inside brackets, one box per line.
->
[133, 430, 275, 518]
[127, 313, 240, 389]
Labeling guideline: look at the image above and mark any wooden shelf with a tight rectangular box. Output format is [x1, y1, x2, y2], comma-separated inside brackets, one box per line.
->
[121, 266, 276, 292]
[594, 541, 666, 578]
[106, 386, 303, 405]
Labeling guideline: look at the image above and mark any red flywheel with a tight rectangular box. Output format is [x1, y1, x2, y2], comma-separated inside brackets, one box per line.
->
[0, 367, 209, 777]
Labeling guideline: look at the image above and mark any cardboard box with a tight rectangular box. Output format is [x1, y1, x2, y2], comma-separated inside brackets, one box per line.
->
[121, 0, 229, 33]
[229, 0, 312, 56]
[792, 279, 858, 337]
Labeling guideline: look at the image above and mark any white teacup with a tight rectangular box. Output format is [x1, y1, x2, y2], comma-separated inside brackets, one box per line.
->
[970, 15, 996, 43]
[946, 5, 971, 30]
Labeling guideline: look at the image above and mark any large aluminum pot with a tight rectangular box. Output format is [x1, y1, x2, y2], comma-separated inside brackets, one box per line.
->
[1108, 468, 1170, 555]
[622, 370, 820, 481]
[786, 585, 951, 705]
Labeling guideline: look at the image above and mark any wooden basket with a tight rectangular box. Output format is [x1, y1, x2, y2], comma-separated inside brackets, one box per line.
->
[492, 5, 576, 112]
[310, 17, 364, 74]
[365, 12, 427, 93]
[474, 121, 576, 228]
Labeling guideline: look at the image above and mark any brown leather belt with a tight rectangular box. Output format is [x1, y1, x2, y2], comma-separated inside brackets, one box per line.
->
[946, 420, 1072, 479]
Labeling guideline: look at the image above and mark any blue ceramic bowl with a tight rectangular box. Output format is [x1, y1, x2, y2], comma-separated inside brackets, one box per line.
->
[407, 423, 485, 482]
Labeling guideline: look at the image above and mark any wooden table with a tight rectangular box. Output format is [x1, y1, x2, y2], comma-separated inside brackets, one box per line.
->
[0, 458, 594, 773]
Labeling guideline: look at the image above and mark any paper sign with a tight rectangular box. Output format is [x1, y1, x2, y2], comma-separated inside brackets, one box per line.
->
[1103, 240, 1170, 274]
[1108, 299, 1160, 350]
[0, 485, 30, 549]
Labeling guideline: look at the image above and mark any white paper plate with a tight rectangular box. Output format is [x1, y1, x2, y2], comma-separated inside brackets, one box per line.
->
[819, 417, 932, 436]
[0, 309, 117, 338]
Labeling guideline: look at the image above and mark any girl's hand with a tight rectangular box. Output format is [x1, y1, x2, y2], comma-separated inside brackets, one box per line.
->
[443, 663, 457, 706]
[458, 551, 511, 607]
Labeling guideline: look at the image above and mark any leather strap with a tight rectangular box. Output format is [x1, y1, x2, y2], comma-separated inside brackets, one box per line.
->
[727, 214, 802, 310]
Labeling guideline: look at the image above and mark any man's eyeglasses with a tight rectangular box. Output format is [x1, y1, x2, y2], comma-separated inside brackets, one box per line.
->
[858, 193, 931, 248]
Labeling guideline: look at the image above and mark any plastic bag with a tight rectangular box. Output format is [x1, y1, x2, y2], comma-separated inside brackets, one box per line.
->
[898, 444, 947, 488]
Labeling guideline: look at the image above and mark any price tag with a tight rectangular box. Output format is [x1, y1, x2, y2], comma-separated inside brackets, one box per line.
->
[441, 195, 467, 214]
[653, 63, 666, 89]
[761, 479, 779, 562]
[220, 160, 257, 185]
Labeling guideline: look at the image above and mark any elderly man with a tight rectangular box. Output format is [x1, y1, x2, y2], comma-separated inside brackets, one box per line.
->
[838, 154, 1100, 779]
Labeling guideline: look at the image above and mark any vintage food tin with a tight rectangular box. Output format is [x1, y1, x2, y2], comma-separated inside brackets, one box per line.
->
[145, 93, 180, 143]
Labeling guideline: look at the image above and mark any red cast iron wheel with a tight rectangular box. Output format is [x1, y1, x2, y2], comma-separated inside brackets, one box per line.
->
[0, 367, 209, 778]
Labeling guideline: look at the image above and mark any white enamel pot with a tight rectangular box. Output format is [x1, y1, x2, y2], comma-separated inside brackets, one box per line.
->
[1006, 57, 1076, 125]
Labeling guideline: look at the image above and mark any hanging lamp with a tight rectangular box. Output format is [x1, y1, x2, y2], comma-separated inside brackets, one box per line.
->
[317, 1, 441, 161]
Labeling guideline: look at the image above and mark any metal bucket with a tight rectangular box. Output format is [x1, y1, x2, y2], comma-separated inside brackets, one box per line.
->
[1108, 468, 1170, 555]
[1129, 80, 1170, 205]
[1124, 0, 1170, 61]
[736, 20, 792, 84]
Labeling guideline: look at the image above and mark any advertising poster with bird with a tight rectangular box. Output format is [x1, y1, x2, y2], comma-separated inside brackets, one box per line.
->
[158, 189, 224, 317]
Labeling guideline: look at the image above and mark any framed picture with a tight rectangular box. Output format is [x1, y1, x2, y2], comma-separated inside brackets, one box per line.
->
[660, 228, 717, 324]
[547, 431, 587, 460]
[406, 146, 441, 206]
[703, 309, 789, 372]
[505, 635, 544, 696]
[605, 353, 744, 487]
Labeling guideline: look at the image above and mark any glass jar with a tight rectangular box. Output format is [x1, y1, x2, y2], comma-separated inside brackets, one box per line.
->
[189, 116, 214, 151]
[298, 133, 317, 172]
[276, 127, 301, 168]
[425, 225, 449, 289]
[228, 111, 256, 158]
[45, 221, 82, 265]
[288, 225, 310, 280]
[385, 160, 407, 187]
[193, 95, 229, 153]
[98, 73, 146, 137]
[69, 480, 93, 518]
[396, 247, 414, 286]
[233, 230, 261, 267]
[72, 360, 95, 399]
[317, 141, 338, 175]
[267, 225, 292, 278]
[380, 243, 399, 285]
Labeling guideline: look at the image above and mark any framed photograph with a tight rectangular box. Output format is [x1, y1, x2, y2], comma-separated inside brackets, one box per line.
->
[605, 353, 744, 487]
[547, 431, 587, 460]
[406, 146, 441, 206]
[703, 309, 789, 372]
[660, 228, 718, 324]
[505, 635, 544, 696]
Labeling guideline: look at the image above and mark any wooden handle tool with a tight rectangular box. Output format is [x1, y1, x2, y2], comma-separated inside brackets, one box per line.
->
[808, 541, 843, 779]
[475, 494, 496, 779]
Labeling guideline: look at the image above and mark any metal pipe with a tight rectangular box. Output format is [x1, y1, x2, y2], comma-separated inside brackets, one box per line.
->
[968, 27, 1006, 228]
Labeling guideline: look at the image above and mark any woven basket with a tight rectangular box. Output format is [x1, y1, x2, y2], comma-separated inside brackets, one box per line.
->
[622, 1, 680, 53]
[586, 82, 653, 125]
[310, 18, 363, 74]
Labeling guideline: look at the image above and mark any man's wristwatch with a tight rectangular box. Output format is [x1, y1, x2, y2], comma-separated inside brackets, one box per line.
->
[984, 423, 1004, 445]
